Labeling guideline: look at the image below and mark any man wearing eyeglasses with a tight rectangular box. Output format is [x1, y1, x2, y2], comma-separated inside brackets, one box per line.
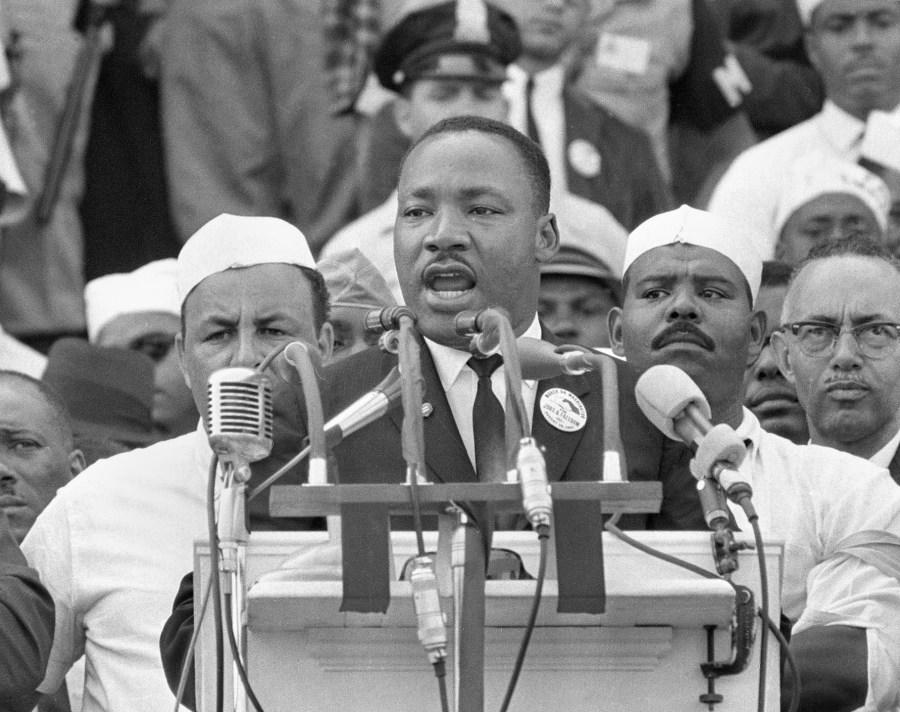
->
[772, 235, 900, 481]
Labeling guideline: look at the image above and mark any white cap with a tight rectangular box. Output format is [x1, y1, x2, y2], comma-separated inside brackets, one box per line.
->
[84, 258, 180, 342]
[623, 205, 763, 303]
[773, 158, 890, 239]
[177, 214, 316, 305]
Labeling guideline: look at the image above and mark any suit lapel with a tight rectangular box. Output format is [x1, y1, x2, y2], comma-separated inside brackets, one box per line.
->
[531, 372, 592, 482]
[387, 342, 476, 483]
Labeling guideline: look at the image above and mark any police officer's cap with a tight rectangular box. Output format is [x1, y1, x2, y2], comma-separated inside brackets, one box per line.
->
[375, 0, 521, 94]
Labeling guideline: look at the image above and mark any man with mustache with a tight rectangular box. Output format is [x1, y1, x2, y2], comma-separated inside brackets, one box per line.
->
[743, 261, 809, 444]
[709, 0, 900, 259]
[772, 235, 900, 481]
[608, 205, 900, 710]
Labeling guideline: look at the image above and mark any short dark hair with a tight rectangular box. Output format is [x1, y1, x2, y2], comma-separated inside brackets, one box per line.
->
[0, 370, 75, 448]
[792, 234, 900, 286]
[180, 265, 330, 336]
[760, 260, 793, 290]
[400, 115, 551, 215]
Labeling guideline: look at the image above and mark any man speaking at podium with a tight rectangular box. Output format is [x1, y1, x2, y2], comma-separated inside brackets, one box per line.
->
[607, 205, 900, 711]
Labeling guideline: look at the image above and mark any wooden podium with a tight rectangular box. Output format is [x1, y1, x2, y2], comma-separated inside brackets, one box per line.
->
[194, 512, 783, 711]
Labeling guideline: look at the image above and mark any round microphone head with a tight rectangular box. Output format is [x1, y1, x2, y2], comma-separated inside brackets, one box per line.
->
[207, 367, 274, 464]
[634, 364, 711, 440]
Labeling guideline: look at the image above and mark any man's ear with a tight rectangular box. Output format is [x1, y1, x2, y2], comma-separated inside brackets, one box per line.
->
[746, 309, 767, 366]
[394, 96, 415, 139]
[175, 332, 190, 389]
[608, 306, 626, 358]
[535, 213, 560, 263]
[317, 321, 334, 364]
[770, 330, 797, 385]
[68, 448, 86, 478]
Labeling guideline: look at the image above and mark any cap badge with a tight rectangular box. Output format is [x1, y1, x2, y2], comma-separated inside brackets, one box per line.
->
[540, 388, 587, 432]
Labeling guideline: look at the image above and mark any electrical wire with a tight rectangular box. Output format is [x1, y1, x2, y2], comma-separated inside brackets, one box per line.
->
[205, 456, 224, 712]
[498, 524, 551, 712]
[433, 658, 451, 712]
[765, 615, 800, 712]
[224, 592, 266, 712]
[247, 444, 311, 501]
[172, 574, 214, 712]
[749, 516, 768, 712]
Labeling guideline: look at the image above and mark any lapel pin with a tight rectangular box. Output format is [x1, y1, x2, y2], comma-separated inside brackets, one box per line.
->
[540, 387, 587, 432]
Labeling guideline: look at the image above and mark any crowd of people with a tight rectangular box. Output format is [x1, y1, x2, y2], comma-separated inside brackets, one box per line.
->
[2, 0, 900, 710]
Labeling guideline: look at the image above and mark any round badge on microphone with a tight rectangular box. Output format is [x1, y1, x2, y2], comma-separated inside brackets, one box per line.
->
[540, 388, 587, 432]
[567, 139, 602, 178]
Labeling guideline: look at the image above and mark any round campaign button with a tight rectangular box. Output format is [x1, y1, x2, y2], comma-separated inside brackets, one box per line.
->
[539, 388, 587, 432]
[567, 139, 602, 178]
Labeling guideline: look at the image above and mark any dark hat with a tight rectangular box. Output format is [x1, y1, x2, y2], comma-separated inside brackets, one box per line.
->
[42, 338, 158, 447]
[375, 0, 521, 93]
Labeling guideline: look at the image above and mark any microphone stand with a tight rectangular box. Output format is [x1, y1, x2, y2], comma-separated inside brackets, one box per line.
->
[216, 459, 250, 712]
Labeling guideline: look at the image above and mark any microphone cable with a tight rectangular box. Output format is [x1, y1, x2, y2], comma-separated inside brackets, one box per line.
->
[498, 522, 551, 712]
[603, 513, 798, 712]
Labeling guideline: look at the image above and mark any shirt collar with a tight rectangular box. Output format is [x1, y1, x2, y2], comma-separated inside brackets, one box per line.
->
[507, 62, 566, 95]
[733, 407, 763, 453]
[818, 100, 873, 153]
[425, 314, 542, 391]
[869, 422, 900, 468]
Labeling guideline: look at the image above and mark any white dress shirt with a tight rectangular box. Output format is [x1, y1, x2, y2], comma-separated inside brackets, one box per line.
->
[869, 423, 900, 471]
[425, 315, 541, 473]
[709, 100, 900, 258]
[506, 63, 568, 203]
[727, 408, 900, 711]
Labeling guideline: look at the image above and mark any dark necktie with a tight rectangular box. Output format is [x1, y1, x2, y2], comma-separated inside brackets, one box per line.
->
[468, 354, 506, 482]
[525, 75, 541, 146]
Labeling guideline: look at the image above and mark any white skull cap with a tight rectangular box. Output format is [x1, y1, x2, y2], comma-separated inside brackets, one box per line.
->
[623, 205, 763, 303]
[177, 214, 316, 305]
[84, 258, 180, 342]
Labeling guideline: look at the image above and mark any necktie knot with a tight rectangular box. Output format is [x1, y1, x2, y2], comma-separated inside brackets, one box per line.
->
[468, 354, 503, 380]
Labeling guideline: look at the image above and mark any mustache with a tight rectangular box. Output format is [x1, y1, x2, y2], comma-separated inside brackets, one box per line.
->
[651, 323, 714, 351]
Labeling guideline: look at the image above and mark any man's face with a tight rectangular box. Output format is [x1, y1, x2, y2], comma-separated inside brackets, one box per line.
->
[772, 255, 900, 455]
[743, 284, 809, 444]
[396, 77, 509, 140]
[177, 264, 328, 419]
[776, 193, 882, 264]
[98, 311, 197, 437]
[499, 0, 589, 63]
[0, 380, 81, 542]
[395, 130, 558, 348]
[806, 0, 900, 118]
[330, 306, 382, 362]
[539, 274, 618, 347]
[609, 244, 764, 418]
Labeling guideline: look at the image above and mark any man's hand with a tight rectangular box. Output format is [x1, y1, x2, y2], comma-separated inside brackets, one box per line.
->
[783, 625, 867, 712]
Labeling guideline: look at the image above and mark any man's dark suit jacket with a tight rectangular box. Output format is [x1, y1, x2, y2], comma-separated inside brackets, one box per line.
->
[159, 337, 700, 707]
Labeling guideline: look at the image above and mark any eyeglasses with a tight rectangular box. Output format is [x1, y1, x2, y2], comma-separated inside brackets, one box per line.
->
[781, 321, 900, 359]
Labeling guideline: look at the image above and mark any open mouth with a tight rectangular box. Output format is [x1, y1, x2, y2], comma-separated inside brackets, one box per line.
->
[423, 263, 476, 300]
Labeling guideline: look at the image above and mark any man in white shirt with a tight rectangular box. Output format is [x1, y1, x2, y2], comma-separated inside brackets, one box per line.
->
[772, 235, 900, 482]
[22, 214, 334, 711]
[608, 205, 900, 711]
[708, 0, 900, 258]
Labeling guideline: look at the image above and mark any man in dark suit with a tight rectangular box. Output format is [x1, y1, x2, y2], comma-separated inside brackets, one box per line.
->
[159, 117, 676, 707]
[500, 0, 672, 231]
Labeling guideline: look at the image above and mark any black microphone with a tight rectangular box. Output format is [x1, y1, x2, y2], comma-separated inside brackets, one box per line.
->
[323, 366, 402, 447]
[207, 367, 274, 480]
[635, 365, 753, 505]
